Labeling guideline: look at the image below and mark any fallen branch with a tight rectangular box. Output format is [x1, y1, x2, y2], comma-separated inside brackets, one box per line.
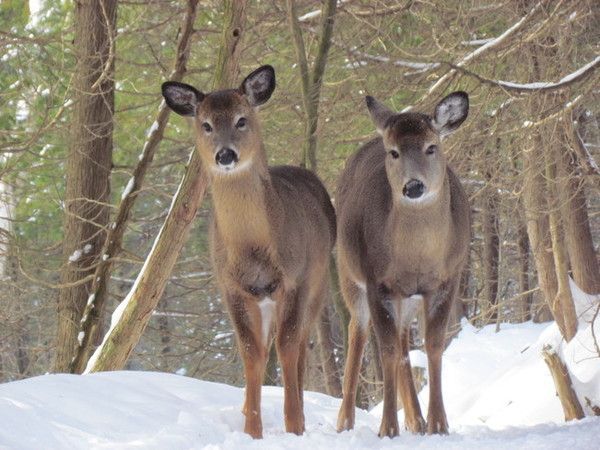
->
[71, 0, 200, 373]
[542, 345, 585, 421]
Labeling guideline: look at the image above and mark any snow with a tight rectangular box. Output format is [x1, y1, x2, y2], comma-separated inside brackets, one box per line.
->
[121, 177, 135, 200]
[497, 57, 600, 91]
[146, 121, 159, 137]
[68, 249, 83, 262]
[2, 313, 599, 449]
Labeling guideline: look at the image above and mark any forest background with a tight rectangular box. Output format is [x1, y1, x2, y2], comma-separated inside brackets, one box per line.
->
[0, 0, 598, 412]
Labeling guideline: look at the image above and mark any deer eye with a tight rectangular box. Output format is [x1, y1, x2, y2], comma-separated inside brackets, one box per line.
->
[202, 122, 212, 133]
[389, 150, 400, 159]
[236, 117, 247, 129]
[426, 145, 437, 155]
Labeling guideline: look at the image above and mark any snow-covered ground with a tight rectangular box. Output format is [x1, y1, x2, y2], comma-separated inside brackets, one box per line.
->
[1, 313, 599, 450]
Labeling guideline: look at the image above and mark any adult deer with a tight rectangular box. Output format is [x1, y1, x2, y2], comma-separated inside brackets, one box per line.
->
[335, 92, 471, 437]
[161, 66, 336, 438]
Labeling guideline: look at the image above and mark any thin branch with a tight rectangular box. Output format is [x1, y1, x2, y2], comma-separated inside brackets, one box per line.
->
[448, 56, 599, 93]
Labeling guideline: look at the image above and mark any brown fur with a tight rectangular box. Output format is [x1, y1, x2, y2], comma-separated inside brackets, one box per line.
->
[196, 90, 336, 438]
[336, 112, 470, 437]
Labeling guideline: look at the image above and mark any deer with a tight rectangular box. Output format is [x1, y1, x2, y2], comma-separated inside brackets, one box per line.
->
[335, 92, 471, 437]
[161, 65, 336, 439]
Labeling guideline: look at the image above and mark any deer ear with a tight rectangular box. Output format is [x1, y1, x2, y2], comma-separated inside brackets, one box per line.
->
[365, 96, 394, 135]
[241, 65, 276, 107]
[161, 81, 204, 117]
[432, 91, 469, 137]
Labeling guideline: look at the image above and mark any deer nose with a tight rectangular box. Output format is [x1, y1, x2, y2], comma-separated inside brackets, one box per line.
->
[403, 179, 425, 199]
[215, 148, 238, 167]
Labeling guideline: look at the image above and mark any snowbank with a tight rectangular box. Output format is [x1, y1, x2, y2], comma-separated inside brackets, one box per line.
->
[1, 318, 599, 449]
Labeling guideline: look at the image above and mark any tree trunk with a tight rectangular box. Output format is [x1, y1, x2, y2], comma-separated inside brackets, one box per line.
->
[287, 0, 338, 171]
[560, 123, 600, 295]
[545, 135, 578, 342]
[517, 216, 532, 321]
[523, 129, 562, 329]
[482, 161, 500, 324]
[157, 297, 171, 372]
[317, 304, 342, 397]
[85, 0, 246, 373]
[70, 0, 199, 374]
[54, 0, 117, 372]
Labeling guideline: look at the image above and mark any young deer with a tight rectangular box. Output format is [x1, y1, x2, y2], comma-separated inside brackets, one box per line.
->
[335, 92, 471, 437]
[161, 66, 336, 438]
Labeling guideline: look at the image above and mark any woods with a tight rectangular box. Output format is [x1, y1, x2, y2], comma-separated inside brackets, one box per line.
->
[1, 0, 599, 432]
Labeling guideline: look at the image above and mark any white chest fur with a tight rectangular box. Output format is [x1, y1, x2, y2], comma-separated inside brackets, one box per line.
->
[258, 297, 276, 346]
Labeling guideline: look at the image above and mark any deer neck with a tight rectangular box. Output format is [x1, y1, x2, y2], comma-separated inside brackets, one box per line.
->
[388, 175, 451, 250]
[211, 162, 274, 255]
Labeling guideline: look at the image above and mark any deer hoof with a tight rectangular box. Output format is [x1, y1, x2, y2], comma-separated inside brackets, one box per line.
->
[426, 415, 449, 435]
[378, 418, 400, 438]
[336, 408, 355, 432]
[405, 416, 426, 434]
[244, 414, 263, 439]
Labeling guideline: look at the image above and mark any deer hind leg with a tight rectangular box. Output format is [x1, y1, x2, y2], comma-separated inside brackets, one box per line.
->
[337, 277, 370, 432]
[276, 288, 305, 435]
[297, 333, 309, 430]
[367, 281, 401, 438]
[396, 328, 425, 434]
[228, 293, 268, 439]
[424, 282, 456, 435]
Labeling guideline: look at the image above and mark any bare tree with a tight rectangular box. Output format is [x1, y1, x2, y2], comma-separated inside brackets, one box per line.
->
[54, 0, 117, 372]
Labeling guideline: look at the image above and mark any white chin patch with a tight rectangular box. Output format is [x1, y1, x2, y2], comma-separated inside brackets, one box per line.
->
[401, 190, 438, 205]
[212, 159, 251, 175]
[217, 161, 236, 171]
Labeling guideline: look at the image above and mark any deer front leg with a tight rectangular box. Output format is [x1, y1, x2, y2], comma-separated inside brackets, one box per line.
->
[276, 290, 305, 435]
[337, 316, 369, 432]
[424, 283, 455, 435]
[368, 281, 401, 438]
[228, 294, 267, 439]
[397, 328, 426, 434]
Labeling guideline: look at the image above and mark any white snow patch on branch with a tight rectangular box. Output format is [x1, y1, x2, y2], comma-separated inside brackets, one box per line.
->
[68, 249, 83, 262]
[146, 121, 159, 138]
[497, 56, 600, 90]
[427, 1, 544, 96]
[85, 158, 190, 374]
[461, 38, 495, 46]
[121, 177, 135, 200]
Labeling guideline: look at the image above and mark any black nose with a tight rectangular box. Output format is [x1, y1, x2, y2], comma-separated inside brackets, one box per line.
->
[215, 148, 238, 167]
[403, 179, 425, 199]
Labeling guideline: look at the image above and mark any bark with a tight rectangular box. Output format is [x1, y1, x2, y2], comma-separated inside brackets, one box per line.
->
[317, 304, 342, 397]
[85, 0, 246, 373]
[287, 0, 338, 171]
[545, 136, 578, 342]
[482, 158, 500, 324]
[157, 297, 171, 372]
[54, 0, 117, 372]
[542, 345, 584, 421]
[560, 123, 600, 295]
[522, 129, 562, 329]
[517, 217, 533, 321]
[70, 0, 199, 373]
[213, 0, 248, 90]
